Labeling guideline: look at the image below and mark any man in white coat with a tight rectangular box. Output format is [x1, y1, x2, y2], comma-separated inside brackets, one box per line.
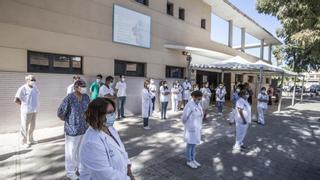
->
[182, 90, 203, 169]
[14, 74, 39, 148]
[182, 77, 192, 107]
[257, 87, 269, 125]
[142, 80, 153, 130]
[79, 98, 134, 180]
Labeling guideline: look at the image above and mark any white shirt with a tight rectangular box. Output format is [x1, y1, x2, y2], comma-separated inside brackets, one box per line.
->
[79, 127, 131, 180]
[235, 98, 252, 124]
[99, 85, 114, 97]
[182, 81, 192, 91]
[257, 92, 269, 109]
[67, 83, 74, 94]
[15, 84, 39, 113]
[160, 86, 170, 102]
[149, 83, 157, 97]
[115, 81, 127, 97]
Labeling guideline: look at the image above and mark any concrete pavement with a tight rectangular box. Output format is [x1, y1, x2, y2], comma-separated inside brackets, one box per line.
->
[0, 97, 319, 180]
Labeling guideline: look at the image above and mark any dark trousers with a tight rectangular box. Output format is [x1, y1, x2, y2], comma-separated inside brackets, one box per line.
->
[151, 97, 156, 111]
[117, 96, 126, 118]
[161, 102, 168, 119]
[268, 96, 272, 105]
[143, 118, 149, 127]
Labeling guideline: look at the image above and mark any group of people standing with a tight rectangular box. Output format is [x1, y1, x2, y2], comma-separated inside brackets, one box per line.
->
[13, 73, 273, 178]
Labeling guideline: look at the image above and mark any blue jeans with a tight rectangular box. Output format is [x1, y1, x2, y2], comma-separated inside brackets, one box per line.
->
[117, 96, 126, 118]
[186, 144, 196, 162]
[161, 102, 168, 119]
[216, 101, 224, 113]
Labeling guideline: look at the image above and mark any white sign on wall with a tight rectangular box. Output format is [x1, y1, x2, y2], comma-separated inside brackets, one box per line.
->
[113, 5, 151, 48]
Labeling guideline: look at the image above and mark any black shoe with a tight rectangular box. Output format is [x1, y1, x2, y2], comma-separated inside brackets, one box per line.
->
[240, 145, 247, 149]
[121, 115, 126, 118]
[164, 117, 167, 119]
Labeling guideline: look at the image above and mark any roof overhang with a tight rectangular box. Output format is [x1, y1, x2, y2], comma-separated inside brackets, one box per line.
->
[203, 0, 282, 45]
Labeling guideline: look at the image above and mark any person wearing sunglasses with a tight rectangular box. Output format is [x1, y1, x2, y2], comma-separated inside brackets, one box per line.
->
[14, 74, 40, 148]
[79, 98, 134, 180]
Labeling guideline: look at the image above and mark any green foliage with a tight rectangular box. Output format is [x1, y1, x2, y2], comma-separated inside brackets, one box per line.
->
[256, 0, 320, 72]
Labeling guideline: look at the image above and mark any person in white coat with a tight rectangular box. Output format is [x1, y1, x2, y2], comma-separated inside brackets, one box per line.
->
[233, 89, 252, 151]
[79, 98, 135, 180]
[200, 82, 212, 120]
[171, 82, 180, 112]
[160, 81, 170, 119]
[177, 81, 183, 110]
[182, 77, 192, 107]
[142, 80, 153, 130]
[182, 90, 203, 169]
[215, 83, 227, 115]
[257, 87, 269, 125]
[149, 79, 157, 113]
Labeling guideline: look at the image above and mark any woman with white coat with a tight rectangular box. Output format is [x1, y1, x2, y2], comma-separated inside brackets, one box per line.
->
[257, 87, 269, 125]
[233, 89, 252, 152]
[142, 80, 153, 130]
[182, 90, 203, 169]
[171, 82, 180, 112]
[79, 98, 134, 180]
[200, 82, 212, 120]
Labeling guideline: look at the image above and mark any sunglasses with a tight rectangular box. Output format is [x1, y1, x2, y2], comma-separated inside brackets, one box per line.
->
[30, 79, 36, 82]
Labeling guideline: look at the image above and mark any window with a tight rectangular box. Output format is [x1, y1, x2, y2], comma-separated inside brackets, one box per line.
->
[201, 19, 206, 29]
[114, 60, 145, 77]
[266, 78, 270, 84]
[248, 76, 254, 83]
[166, 66, 184, 78]
[179, 8, 185, 20]
[28, 51, 82, 74]
[235, 74, 243, 83]
[167, 2, 174, 16]
[135, 0, 148, 6]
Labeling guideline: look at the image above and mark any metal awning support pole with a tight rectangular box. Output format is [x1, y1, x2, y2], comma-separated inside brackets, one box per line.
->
[291, 76, 297, 106]
[259, 67, 263, 91]
[300, 75, 305, 103]
[186, 54, 192, 81]
[277, 72, 285, 112]
[221, 71, 224, 84]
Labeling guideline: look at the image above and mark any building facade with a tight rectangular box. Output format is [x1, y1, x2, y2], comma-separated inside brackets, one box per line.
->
[0, 0, 279, 132]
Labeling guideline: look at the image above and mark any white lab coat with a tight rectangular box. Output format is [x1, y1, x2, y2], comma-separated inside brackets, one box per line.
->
[182, 100, 203, 145]
[215, 87, 226, 102]
[182, 81, 192, 100]
[234, 98, 252, 148]
[79, 127, 131, 180]
[142, 88, 153, 118]
[257, 92, 269, 124]
[200, 87, 212, 110]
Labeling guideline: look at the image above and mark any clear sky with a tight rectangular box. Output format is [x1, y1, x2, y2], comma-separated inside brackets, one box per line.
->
[211, 0, 282, 62]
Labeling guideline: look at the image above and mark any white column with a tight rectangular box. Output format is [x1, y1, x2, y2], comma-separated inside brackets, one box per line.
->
[241, 27, 245, 52]
[260, 39, 265, 60]
[228, 20, 233, 48]
[277, 73, 285, 112]
[268, 44, 272, 62]
[291, 76, 297, 106]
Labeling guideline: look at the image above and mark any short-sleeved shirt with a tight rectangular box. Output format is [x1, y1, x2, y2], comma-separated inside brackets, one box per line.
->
[57, 93, 90, 136]
[90, 82, 100, 100]
[15, 84, 39, 114]
[160, 86, 170, 102]
[257, 93, 269, 109]
[99, 85, 114, 97]
[115, 81, 127, 97]
[235, 98, 252, 123]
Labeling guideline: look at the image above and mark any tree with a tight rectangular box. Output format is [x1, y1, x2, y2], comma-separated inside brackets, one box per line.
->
[256, 0, 320, 72]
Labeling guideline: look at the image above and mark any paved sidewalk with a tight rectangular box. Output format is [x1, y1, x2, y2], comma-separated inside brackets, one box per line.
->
[0, 97, 319, 180]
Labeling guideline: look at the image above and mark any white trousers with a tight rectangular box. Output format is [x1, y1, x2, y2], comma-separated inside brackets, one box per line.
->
[234, 122, 249, 149]
[20, 112, 37, 144]
[257, 107, 267, 124]
[172, 97, 178, 112]
[65, 135, 83, 178]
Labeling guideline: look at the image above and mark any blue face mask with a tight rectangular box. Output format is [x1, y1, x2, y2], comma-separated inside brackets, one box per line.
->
[105, 113, 116, 127]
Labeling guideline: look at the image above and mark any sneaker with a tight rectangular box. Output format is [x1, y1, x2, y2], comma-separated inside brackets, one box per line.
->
[186, 161, 197, 169]
[143, 126, 151, 130]
[67, 174, 79, 180]
[22, 143, 30, 148]
[193, 160, 201, 167]
[240, 145, 247, 149]
[28, 140, 38, 145]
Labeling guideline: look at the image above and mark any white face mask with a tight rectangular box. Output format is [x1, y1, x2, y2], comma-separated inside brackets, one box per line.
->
[29, 81, 35, 86]
[236, 89, 240, 92]
[262, 90, 266, 94]
[79, 87, 87, 94]
[164, 84, 167, 87]
[96, 79, 101, 83]
[219, 86, 223, 88]
[244, 95, 249, 99]
[121, 78, 125, 82]
[105, 113, 116, 127]
[109, 82, 113, 87]
[150, 80, 154, 84]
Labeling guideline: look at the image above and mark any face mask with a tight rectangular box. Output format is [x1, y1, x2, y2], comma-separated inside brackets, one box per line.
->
[150, 80, 154, 84]
[29, 81, 35, 86]
[80, 87, 87, 94]
[105, 113, 116, 127]
[205, 84, 209, 87]
[164, 84, 167, 87]
[121, 78, 125, 82]
[219, 86, 223, 88]
[244, 95, 249, 99]
[96, 79, 101, 83]
[194, 99, 201, 104]
[236, 89, 240, 92]
[109, 82, 114, 87]
[262, 90, 266, 94]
